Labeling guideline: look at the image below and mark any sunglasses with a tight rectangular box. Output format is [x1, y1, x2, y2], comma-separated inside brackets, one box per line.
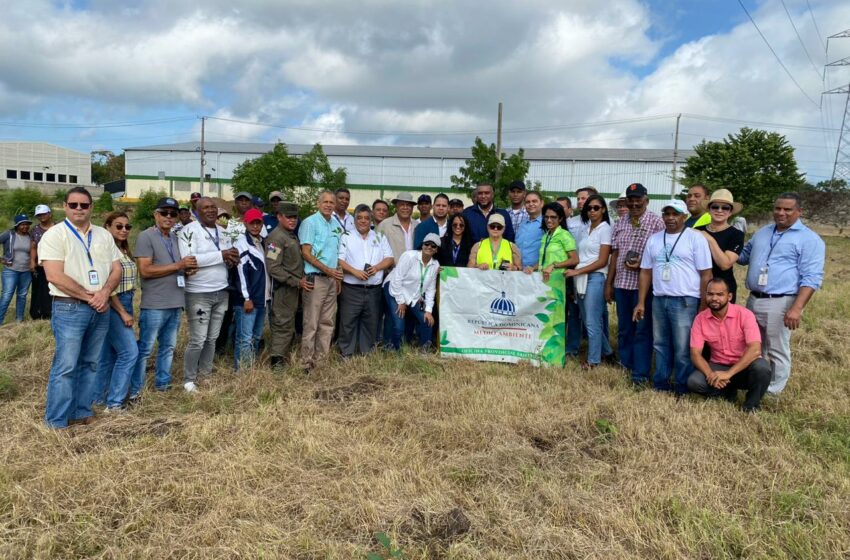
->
[488, 224, 504, 230]
[709, 204, 733, 212]
[157, 210, 178, 218]
[113, 223, 133, 231]
[586, 205, 604, 212]
[452, 222, 465, 228]
[423, 242, 438, 248]
[66, 202, 91, 210]
[543, 215, 560, 221]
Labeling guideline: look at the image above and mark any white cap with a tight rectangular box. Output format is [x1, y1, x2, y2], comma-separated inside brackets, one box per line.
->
[34, 204, 51, 216]
[661, 199, 688, 214]
[422, 233, 442, 247]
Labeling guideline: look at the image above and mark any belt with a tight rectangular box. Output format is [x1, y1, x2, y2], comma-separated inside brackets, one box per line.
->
[750, 291, 796, 299]
[54, 296, 86, 304]
[343, 283, 380, 289]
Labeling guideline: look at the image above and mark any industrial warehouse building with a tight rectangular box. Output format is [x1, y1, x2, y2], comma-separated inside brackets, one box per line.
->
[124, 141, 695, 209]
[0, 142, 92, 190]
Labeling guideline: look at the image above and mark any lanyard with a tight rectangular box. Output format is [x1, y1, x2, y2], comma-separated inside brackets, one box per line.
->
[64, 219, 94, 267]
[452, 241, 460, 264]
[542, 231, 555, 265]
[765, 226, 787, 264]
[663, 230, 684, 263]
[203, 226, 220, 250]
[159, 232, 177, 263]
[418, 260, 428, 297]
[334, 213, 347, 230]
[491, 240, 502, 268]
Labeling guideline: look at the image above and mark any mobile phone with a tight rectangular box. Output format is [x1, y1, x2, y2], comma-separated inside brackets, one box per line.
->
[306, 273, 316, 286]
[364, 263, 372, 272]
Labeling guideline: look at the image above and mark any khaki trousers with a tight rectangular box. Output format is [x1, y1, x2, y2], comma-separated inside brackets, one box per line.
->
[300, 275, 338, 368]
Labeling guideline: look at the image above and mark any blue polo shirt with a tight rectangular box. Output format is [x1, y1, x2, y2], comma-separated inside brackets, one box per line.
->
[298, 211, 341, 274]
[515, 215, 544, 268]
[462, 205, 515, 243]
[738, 219, 825, 295]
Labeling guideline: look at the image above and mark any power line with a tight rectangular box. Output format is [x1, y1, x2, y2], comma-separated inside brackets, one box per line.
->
[779, 0, 823, 79]
[806, 0, 827, 51]
[682, 113, 838, 132]
[0, 116, 196, 129]
[736, 0, 820, 107]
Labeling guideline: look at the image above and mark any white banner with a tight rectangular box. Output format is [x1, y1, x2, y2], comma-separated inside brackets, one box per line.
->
[438, 267, 566, 367]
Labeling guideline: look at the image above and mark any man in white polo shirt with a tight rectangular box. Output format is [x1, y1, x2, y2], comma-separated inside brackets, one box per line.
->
[633, 199, 712, 395]
[337, 204, 394, 357]
[178, 196, 239, 393]
[39, 187, 122, 428]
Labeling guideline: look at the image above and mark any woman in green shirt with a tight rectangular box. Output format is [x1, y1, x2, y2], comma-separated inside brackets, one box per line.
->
[524, 202, 578, 281]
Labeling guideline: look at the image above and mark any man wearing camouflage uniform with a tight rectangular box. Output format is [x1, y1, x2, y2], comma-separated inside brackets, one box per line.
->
[265, 202, 306, 368]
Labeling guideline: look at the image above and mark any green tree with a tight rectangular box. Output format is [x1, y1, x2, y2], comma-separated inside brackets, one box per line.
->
[680, 127, 804, 215]
[133, 189, 168, 230]
[230, 143, 346, 214]
[450, 137, 531, 205]
[91, 151, 125, 185]
[94, 191, 114, 214]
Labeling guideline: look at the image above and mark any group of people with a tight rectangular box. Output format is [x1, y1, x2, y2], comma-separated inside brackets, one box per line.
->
[1, 177, 824, 428]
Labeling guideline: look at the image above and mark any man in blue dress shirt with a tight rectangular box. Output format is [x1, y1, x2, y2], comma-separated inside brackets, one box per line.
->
[515, 191, 544, 269]
[738, 192, 825, 395]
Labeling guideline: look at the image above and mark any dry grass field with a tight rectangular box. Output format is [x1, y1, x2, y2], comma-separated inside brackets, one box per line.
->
[0, 237, 848, 559]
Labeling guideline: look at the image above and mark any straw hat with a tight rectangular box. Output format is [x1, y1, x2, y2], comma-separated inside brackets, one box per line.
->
[702, 189, 743, 215]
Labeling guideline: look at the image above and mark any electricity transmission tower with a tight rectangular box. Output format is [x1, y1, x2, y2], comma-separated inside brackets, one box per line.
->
[826, 30, 850, 185]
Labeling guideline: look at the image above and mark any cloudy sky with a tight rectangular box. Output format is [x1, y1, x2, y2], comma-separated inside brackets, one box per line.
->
[1, 0, 849, 183]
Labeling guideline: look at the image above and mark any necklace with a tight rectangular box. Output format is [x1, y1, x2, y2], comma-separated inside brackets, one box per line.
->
[707, 223, 730, 233]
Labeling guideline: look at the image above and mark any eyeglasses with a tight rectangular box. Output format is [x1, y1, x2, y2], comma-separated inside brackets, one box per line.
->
[66, 202, 91, 210]
[113, 223, 132, 231]
[488, 224, 504, 230]
[157, 210, 178, 218]
[586, 205, 604, 212]
[709, 204, 733, 212]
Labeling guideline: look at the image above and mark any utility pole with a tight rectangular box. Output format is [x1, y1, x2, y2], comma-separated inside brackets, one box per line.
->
[671, 113, 682, 197]
[825, 30, 850, 186]
[199, 116, 206, 196]
[495, 102, 503, 185]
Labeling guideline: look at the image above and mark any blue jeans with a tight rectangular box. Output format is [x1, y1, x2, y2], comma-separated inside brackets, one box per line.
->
[384, 284, 433, 350]
[233, 304, 266, 371]
[93, 291, 139, 408]
[131, 307, 182, 394]
[0, 268, 32, 323]
[652, 295, 700, 394]
[614, 288, 654, 383]
[577, 273, 613, 365]
[44, 300, 110, 428]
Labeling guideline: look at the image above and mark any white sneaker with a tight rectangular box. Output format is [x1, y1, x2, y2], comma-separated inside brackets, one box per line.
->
[183, 382, 198, 393]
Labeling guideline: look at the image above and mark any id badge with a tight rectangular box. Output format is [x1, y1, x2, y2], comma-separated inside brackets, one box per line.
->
[88, 270, 100, 285]
[177, 275, 186, 288]
[758, 266, 768, 286]
[661, 265, 671, 282]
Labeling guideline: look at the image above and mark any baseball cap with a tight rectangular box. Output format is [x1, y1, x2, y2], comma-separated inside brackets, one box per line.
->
[278, 202, 299, 217]
[508, 180, 526, 191]
[449, 198, 464, 207]
[422, 233, 441, 247]
[190, 192, 201, 201]
[487, 213, 506, 227]
[178, 204, 190, 211]
[34, 204, 51, 216]
[252, 196, 264, 207]
[417, 194, 432, 204]
[661, 200, 688, 214]
[156, 197, 179, 210]
[269, 191, 284, 201]
[234, 191, 252, 201]
[217, 208, 230, 218]
[625, 183, 648, 197]
[243, 208, 264, 223]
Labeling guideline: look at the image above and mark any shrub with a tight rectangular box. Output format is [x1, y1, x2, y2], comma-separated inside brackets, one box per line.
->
[94, 191, 114, 214]
[133, 189, 168, 230]
[0, 187, 50, 220]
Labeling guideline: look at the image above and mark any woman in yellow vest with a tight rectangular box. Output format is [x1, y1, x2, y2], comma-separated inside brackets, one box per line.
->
[468, 214, 522, 270]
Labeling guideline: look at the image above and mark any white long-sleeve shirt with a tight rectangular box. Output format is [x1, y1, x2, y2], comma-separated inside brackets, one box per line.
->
[177, 220, 233, 293]
[384, 249, 439, 313]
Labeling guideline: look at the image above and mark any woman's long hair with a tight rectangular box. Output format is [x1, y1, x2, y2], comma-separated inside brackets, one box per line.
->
[540, 202, 566, 232]
[104, 211, 132, 257]
[580, 194, 610, 225]
[446, 213, 473, 249]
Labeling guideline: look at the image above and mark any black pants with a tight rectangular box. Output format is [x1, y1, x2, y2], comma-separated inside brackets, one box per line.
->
[338, 284, 382, 357]
[687, 358, 771, 411]
[29, 267, 52, 320]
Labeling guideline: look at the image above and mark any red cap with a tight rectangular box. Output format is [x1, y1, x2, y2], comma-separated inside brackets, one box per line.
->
[243, 208, 264, 223]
